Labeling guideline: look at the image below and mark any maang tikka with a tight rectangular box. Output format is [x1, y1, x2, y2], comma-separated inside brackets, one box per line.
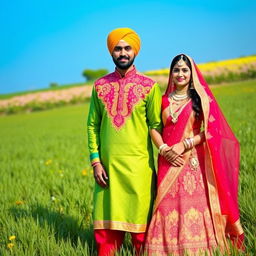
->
[177, 55, 185, 67]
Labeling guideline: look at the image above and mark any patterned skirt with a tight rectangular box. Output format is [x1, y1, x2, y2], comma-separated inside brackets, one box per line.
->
[145, 147, 217, 255]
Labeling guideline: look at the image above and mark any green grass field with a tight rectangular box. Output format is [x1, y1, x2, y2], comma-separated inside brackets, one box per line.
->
[0, 80, 255, 255]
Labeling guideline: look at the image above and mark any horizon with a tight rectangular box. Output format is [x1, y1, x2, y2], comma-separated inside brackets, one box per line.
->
[0, 54, 256, 96]
[0, 54, 255, 96]
[1, 0, 256, 94]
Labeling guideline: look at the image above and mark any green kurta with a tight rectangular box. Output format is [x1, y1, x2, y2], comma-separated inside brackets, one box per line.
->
[87, 67, 162, 232]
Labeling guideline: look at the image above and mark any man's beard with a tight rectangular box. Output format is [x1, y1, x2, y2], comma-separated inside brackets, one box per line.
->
[112, 55, 135, 70]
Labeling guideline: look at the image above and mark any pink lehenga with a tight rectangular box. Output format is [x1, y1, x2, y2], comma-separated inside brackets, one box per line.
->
[145, 55, 244, 255]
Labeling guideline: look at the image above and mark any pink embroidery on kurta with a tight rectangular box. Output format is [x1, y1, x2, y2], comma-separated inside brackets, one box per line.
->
[95, 71, 154, 129]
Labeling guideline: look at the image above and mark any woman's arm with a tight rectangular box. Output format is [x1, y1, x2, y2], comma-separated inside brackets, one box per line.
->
[164, 131, 205, 163]
[149, 129, 184, 166]
[149, 128, 164, 149]
[193, 132, 205, 146]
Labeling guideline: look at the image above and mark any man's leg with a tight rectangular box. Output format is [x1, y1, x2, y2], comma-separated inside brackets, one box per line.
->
[131, 232, 146, 255]
[94, 229, 125, 256]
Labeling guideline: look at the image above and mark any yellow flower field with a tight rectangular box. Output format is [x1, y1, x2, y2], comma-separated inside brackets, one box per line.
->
[144, 55, 256, 77]
[0, 55, 255, 115]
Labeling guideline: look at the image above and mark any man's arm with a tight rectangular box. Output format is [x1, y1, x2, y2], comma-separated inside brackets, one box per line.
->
[146, 83, 162, 133]
[87, 87, 108, 187]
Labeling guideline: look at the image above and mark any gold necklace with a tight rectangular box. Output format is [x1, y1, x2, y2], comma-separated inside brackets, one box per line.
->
[170, 91, 189, 101]
[169, 97, 191, 123]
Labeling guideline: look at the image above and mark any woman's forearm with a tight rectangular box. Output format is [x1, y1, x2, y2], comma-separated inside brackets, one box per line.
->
[182, 131, 205, 150]
[193, 132, 205, 146]
[149, 128, 164, 149]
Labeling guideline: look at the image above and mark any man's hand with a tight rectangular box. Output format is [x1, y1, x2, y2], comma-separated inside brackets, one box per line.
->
[93, 163, 108, 188]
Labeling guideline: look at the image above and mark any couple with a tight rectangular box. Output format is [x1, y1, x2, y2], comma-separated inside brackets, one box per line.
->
[87, 28, 244, 255]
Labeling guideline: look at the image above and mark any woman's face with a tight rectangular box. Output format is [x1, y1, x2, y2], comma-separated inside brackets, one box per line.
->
[171, 61, 191, 89]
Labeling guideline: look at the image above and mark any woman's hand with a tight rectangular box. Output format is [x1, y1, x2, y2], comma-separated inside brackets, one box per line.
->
[162, 143, 185, 167]
[93, 163, 108, 188]
[171, 141, 186, 156]
[162, 146, 177, 162]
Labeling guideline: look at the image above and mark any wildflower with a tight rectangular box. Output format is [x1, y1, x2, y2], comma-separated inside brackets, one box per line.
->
[9, 235, 16, 241]
[58, 170, 64, 177]
[51, 196, 56, 202]
[45, 159, 52, 165]
[82, 169, 87, 176]
[7, 243, 14, 249]
[15, 200, 24, 205]
[90, 169, 93, 174]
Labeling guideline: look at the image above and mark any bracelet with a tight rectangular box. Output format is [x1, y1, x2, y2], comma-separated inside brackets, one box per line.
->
[158, 143, 167, 153]
[92, 161, 101, 167]
[159, 144, 168, 155]
[183, 139, 189, 150]
[183, 137, 194, 150]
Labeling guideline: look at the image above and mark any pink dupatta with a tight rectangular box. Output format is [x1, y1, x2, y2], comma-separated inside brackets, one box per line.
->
[164, 54, 244, 249]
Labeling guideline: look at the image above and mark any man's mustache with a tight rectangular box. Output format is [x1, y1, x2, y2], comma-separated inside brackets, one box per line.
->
[117, 56, 129, 60]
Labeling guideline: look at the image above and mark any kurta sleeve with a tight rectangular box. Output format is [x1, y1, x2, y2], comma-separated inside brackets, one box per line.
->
[87, 86, 102, 165]
[146, 83, 162, 131]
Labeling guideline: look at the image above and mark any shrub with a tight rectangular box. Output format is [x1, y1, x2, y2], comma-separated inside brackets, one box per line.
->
[49, 82, 59, 88]
[82, 69, 108, 81]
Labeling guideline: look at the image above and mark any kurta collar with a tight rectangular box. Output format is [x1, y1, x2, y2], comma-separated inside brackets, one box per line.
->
[114, 65, 137, 79]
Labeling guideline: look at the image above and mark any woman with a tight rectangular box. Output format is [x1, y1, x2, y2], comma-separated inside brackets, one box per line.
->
[146, 54, 244, 255]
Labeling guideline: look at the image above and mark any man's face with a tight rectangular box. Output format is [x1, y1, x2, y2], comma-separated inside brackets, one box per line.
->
[112, 40, 135, 70]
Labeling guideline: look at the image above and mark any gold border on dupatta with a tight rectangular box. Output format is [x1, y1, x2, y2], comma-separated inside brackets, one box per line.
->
[153, 111, 194, 212]
[188, 55, 228, 251]
[94, 220, 147, 233]
[153, 154, 190, 212]
[224, 218, 244, 236]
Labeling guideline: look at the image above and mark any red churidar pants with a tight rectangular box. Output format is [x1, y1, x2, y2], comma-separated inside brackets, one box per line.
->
[94, 229, 146, 256]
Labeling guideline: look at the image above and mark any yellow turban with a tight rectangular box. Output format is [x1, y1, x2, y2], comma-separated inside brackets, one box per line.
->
[107, 28, 141, 56]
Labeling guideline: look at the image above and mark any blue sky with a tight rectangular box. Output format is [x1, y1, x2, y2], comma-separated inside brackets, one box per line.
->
[1, 0, 256, 94]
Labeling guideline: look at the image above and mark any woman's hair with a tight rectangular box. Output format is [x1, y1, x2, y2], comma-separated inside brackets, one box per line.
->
[170, 54, 202, 119]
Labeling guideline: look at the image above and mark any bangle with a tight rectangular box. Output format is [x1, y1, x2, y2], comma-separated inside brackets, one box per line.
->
[183, 138, 194, 150]
[183, 139, 189, 149]
[158, 143, 167, 154]
[92, 161, 101, 167]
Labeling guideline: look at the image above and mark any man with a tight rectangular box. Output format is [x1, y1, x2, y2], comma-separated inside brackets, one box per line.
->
[87, 28, 162, 256]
